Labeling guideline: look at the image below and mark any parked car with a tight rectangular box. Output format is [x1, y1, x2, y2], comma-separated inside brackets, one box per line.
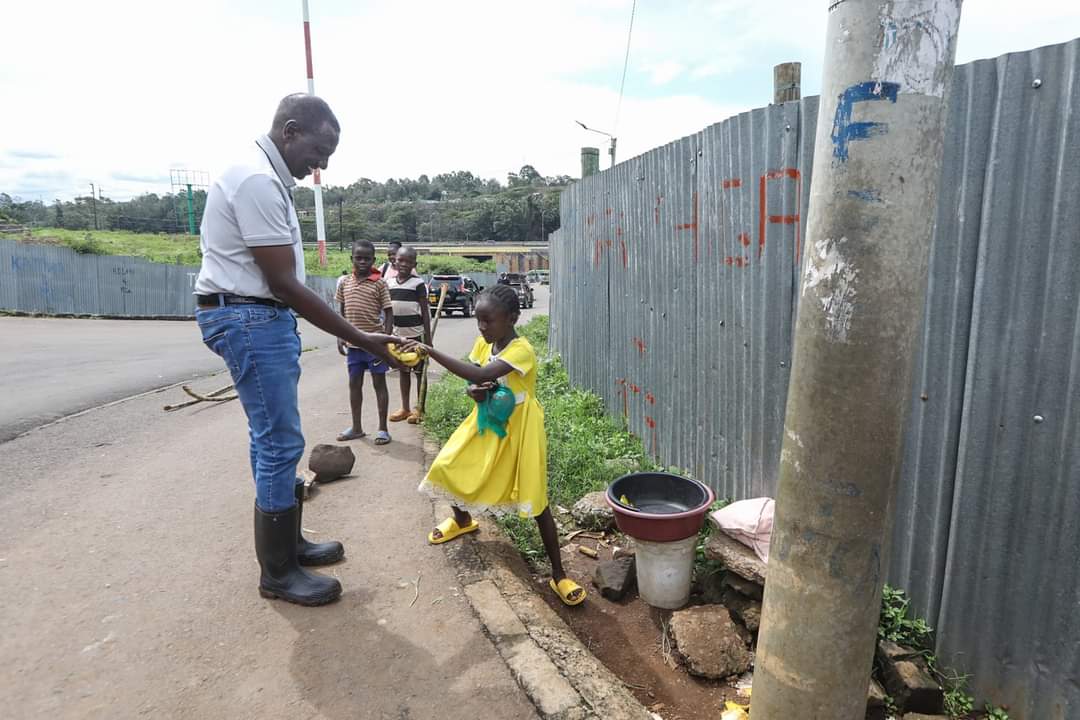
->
[427, 274, 480, 317]
[535, 269, 550, 285]
[499, 272, 534, 309]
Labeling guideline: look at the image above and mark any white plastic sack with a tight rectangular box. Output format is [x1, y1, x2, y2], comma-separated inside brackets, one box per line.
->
[709, 497, 774, 563]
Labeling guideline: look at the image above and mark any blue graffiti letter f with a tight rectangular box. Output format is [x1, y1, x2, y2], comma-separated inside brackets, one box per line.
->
[831, 81, 900, 162]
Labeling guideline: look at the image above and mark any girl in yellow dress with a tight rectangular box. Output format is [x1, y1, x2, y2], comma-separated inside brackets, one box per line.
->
[409, 284, 585, 606]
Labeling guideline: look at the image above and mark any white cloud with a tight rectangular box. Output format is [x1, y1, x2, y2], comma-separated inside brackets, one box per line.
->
[645, 60, 687, 85]
[0, 0, 1076, 201]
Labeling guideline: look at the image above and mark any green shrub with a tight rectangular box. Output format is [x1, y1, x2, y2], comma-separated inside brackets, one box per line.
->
[517, 314, 549, 352]
[417, 255, 495, 275]
[69, 233, 107, 255]
[422, 372, 471, 445]
[878, 584, 982, 718]
[879, 584, 933, 648]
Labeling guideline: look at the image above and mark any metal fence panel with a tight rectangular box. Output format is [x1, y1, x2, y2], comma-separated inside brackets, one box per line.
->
[1, 239, 341, 318]
[551, 38, 1080, 719]
[928, 40, 1080, 719]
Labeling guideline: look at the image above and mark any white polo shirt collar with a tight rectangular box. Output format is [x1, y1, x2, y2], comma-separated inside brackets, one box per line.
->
[255, 134, 297, 190]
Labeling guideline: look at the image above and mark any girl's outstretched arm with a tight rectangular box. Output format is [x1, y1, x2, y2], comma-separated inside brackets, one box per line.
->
[420, 343, 514, 385]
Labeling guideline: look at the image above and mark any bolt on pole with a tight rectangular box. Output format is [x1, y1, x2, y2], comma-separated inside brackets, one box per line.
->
[752, 2, 963, 718]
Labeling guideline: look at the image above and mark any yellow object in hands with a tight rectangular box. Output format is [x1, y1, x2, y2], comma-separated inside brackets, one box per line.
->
[388, 343, 426, 367]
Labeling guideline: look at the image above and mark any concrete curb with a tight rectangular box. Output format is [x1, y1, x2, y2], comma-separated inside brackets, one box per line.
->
[423, 438, 653, 720]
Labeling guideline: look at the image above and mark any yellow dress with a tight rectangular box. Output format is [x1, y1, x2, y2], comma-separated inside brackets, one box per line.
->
[420, 336, 548, 518]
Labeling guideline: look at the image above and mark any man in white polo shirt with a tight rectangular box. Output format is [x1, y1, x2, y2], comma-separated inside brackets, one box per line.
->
[195, 94, 400, 606]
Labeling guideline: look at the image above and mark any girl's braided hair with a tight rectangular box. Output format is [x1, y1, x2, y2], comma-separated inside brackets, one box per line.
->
[479, 283, 520, 317]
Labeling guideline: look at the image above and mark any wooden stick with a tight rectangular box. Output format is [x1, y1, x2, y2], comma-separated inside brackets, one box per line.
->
[417, 285, 449, 417]
[163, 383, 235, 411]
[181, 385, 238, 402]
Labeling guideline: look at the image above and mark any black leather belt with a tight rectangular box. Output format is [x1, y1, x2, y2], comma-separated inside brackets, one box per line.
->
[196, 294, 288, 309]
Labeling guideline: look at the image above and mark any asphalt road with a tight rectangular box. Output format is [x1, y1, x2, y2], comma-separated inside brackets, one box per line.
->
[0, 317, 240, 443]
[0, 287, 548, 443]
[1, 288, 548, 719]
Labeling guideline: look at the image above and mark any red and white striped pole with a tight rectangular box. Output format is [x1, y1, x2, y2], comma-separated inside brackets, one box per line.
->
[302, 0, 328, 267]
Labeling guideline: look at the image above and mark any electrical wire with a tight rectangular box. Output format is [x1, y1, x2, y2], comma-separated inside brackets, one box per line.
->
[612, 0, 637, 136]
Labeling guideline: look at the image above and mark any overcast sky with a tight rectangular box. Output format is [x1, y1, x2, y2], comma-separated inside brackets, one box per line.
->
[1, 0, 1078, 202]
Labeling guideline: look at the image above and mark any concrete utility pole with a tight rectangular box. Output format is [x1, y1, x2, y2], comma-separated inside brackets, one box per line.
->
[752, 2, 963, 718]
[88, 183, 98, 230]
[580, 147, 600, 178]
[773, 62, 802, 104]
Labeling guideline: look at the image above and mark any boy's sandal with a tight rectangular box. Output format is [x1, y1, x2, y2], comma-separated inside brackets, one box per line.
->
[407, 409, 422, 424]
[428, 517, 480, 545]
[337, 428, 365, 441]
[373, 430, 391, 445]
[389, 409, 410, 422]
[549, 578, 587, 606]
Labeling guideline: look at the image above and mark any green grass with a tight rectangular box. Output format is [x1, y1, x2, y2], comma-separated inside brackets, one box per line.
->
[28, 227, 495, 278]
[422, 314, 657, 559]
[31, 228, 203, 265]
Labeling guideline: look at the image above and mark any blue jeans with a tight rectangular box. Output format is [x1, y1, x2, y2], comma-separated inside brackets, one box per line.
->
[196, 305, 304, 512]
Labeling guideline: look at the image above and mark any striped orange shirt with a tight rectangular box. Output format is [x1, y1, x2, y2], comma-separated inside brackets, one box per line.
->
[335, 271, 391, 340]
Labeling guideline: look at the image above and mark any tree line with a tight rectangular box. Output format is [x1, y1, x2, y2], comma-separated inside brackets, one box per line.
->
[0, 165, 566, 245]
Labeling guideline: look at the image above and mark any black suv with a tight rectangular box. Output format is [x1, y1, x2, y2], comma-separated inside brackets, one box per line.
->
[499, 273, 535, 309]
[428, 275, 481, 317]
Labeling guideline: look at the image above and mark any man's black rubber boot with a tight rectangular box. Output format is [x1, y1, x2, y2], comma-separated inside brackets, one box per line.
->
[254, 503, 342, 606]
[294, 482, 345, 566]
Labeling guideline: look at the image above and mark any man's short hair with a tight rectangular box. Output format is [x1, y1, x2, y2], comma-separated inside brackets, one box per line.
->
[387, 240, 403, 249]
[352, 239, 376, 254]
[271, 93, 340, 134]
[397, 245, 418, 260]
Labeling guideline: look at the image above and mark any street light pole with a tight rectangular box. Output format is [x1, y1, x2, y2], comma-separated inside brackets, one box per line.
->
[575, 120, 617, 167]
[530, 192, 549, 242]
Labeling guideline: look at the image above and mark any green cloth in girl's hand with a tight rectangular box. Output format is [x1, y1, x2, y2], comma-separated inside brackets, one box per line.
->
[476, 385, 516, 438]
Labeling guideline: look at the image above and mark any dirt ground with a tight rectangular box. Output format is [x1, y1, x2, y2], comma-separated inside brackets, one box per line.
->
[493, 531, 746, 720]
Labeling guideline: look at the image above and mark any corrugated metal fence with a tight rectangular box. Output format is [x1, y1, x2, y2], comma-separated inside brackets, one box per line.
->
[551, 39, 1080, 719]
[0, 239, 340, 317]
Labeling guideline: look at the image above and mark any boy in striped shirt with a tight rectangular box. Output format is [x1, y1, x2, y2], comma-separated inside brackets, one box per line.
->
[388, 246, 432, 423]
[335, 240, 394, 444]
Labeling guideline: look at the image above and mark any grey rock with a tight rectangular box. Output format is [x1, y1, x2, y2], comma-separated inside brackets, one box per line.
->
[703, 532, 767, 585]
[722, 571, 764, 601]
[866, 679, 887, 720]
[668, 605, 752, 680]
[694, 569, 726, 605]
[593, 557, 636, 601]
[882, 658, 944, 715]
[722, 586, 762, 633]
[571, 491, 615, 531]
[308, 444, 355, 482]
[877, 639, 921, 664]
[613, 539, 636, 559]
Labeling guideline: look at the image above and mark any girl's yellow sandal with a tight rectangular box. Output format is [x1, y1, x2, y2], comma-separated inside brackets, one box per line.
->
[428, 517, 480, 545]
